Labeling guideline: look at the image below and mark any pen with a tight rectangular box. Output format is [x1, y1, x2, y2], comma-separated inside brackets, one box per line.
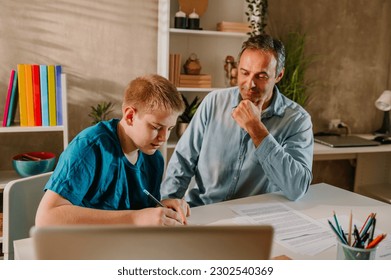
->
[359, 213, 373, 235]
[366, 233, 387, 249]
[328, 219, 347, 245]
[360, 213, 376, 239]
[368, 218, 376, 244]
[333, 211, 342, 235]
[353, 225, 362, 248]
[340, 226, 348, 244]
[348, 210, 353, 246]
[143, 189, 165, 208]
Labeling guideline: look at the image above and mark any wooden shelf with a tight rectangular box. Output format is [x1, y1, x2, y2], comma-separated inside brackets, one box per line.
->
[170, 28, 248, 38]
[177, 87, 220, 92]
[0, 125, 66, 133]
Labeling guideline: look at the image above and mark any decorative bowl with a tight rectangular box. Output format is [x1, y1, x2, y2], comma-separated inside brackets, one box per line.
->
[12, 152, 56, 177]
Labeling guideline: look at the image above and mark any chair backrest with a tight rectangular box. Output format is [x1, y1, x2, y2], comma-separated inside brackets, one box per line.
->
[2, 172, 52, 260]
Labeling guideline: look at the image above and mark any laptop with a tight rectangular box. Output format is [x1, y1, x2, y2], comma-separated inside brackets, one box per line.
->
[30, 225, 274, 260]
[314, 135, 380, 148]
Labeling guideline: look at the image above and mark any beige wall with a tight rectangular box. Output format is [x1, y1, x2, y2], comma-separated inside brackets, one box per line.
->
[266, 0, 391, 189]
[268, 0, 391, 133]
[1, 0, 390, 187]
[0, 0, 159, 170]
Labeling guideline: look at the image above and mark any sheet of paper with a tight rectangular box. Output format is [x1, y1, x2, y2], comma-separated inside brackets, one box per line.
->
[205, 203, 391, 259]
[229, 202, 334, 256]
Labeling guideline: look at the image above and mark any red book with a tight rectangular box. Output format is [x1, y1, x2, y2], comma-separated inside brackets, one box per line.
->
[32, 64, 42, 126]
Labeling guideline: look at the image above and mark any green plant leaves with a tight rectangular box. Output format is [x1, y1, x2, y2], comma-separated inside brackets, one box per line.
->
[278, 31, 314, 107]
[178, 94, 201, 123]
[88, 101, 114, 125]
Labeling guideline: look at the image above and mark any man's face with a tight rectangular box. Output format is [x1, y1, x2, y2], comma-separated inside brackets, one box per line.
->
[237, 48, 284, 109]
[129, 109, 179, 155]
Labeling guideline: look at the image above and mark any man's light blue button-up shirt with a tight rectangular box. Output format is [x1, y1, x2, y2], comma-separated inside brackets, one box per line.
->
[161, 86, 314, 207]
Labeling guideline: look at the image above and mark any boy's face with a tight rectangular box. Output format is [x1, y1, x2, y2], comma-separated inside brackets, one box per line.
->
[127, 108, 179, 155]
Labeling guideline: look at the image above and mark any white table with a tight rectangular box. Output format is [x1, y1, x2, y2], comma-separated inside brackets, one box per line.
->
[189, 183, 391, 260]
[13, 182, 391, 260]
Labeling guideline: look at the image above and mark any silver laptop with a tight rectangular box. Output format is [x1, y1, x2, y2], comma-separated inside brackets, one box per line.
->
[314, 135, 380, 148]
[30, 225, 274, 260]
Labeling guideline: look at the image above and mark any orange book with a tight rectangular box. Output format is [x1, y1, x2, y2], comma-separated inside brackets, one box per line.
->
[47, 65, 57, 126]
[17, 64, 28, 126]
[32, 64, 42, 126]
[24, 64, 35, 126]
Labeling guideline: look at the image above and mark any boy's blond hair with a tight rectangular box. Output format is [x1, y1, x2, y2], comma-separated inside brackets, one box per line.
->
[123, 74, 185, 114]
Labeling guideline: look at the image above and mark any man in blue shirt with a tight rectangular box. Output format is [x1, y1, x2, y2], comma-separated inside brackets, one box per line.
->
[161, 34, 314, 207]
[36, 74, 190, 226]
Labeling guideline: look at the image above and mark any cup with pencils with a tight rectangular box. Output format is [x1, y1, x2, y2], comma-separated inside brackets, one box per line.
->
[328, 211, 387, 260]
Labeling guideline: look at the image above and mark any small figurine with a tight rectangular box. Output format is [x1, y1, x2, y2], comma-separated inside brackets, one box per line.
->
[224, 55, 238, 86]
[184, 53, 202, 75]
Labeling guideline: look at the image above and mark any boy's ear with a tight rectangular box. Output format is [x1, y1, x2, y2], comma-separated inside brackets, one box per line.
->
[124, 106, 137, 125]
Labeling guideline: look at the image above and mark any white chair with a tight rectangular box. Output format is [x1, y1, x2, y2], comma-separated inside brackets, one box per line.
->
[2, 172, 52, 260]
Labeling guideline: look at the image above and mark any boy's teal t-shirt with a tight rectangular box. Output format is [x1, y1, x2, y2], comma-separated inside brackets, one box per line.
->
[45, 119, 164, 210]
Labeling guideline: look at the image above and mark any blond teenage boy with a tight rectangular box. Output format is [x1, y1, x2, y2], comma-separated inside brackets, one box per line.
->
[36, 74, 190, 226]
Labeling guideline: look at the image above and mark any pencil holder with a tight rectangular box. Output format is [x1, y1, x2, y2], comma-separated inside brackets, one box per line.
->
[336, 241, 377, 260]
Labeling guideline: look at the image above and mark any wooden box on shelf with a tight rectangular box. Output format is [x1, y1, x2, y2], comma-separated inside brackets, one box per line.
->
[179, 74, 212, 88]
[217, 21, 251, 33]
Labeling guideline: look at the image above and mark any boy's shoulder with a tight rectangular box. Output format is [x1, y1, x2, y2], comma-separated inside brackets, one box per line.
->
[71, 119, 120, 148]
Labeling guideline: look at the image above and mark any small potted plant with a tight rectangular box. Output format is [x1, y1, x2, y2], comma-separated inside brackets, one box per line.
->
[176, 94, 201, 138]
[88, 101, 115, 125]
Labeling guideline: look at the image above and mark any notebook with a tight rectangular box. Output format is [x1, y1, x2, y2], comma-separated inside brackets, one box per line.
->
[30, 224, 274, 260]
[314, 135, 380, 148]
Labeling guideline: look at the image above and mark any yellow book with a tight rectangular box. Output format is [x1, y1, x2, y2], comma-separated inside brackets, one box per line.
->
[47, 65, 57, 126]
[24, 64, 35, 126]
[17, 64, 28, 126]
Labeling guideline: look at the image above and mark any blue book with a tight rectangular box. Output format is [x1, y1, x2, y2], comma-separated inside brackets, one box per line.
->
[55, 65, 62, 125]
[39, 65, 49, 126]
[5, 70, 18, 126]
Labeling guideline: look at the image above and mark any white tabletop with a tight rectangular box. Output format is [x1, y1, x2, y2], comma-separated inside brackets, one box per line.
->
[188, 183, 391, 259]
[13, 183, 391, 260]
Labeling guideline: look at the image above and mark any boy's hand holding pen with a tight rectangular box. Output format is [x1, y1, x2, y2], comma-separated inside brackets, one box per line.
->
[328, 211, 387, 249]
[143, 189, 190, 225]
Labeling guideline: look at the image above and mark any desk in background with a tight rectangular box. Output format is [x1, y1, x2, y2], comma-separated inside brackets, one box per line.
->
[313, 134, 391, 203]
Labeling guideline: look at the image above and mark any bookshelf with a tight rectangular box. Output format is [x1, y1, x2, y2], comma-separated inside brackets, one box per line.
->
[157, 0, 249, 163]
[0, 74, 68, 249]
[0, 73, 68, 188]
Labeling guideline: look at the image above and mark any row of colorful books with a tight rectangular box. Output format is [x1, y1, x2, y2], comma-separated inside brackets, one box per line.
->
[1, 64, 63, 127]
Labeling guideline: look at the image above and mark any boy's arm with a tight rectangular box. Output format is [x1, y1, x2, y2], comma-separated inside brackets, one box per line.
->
[35, 190, 186, 226]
